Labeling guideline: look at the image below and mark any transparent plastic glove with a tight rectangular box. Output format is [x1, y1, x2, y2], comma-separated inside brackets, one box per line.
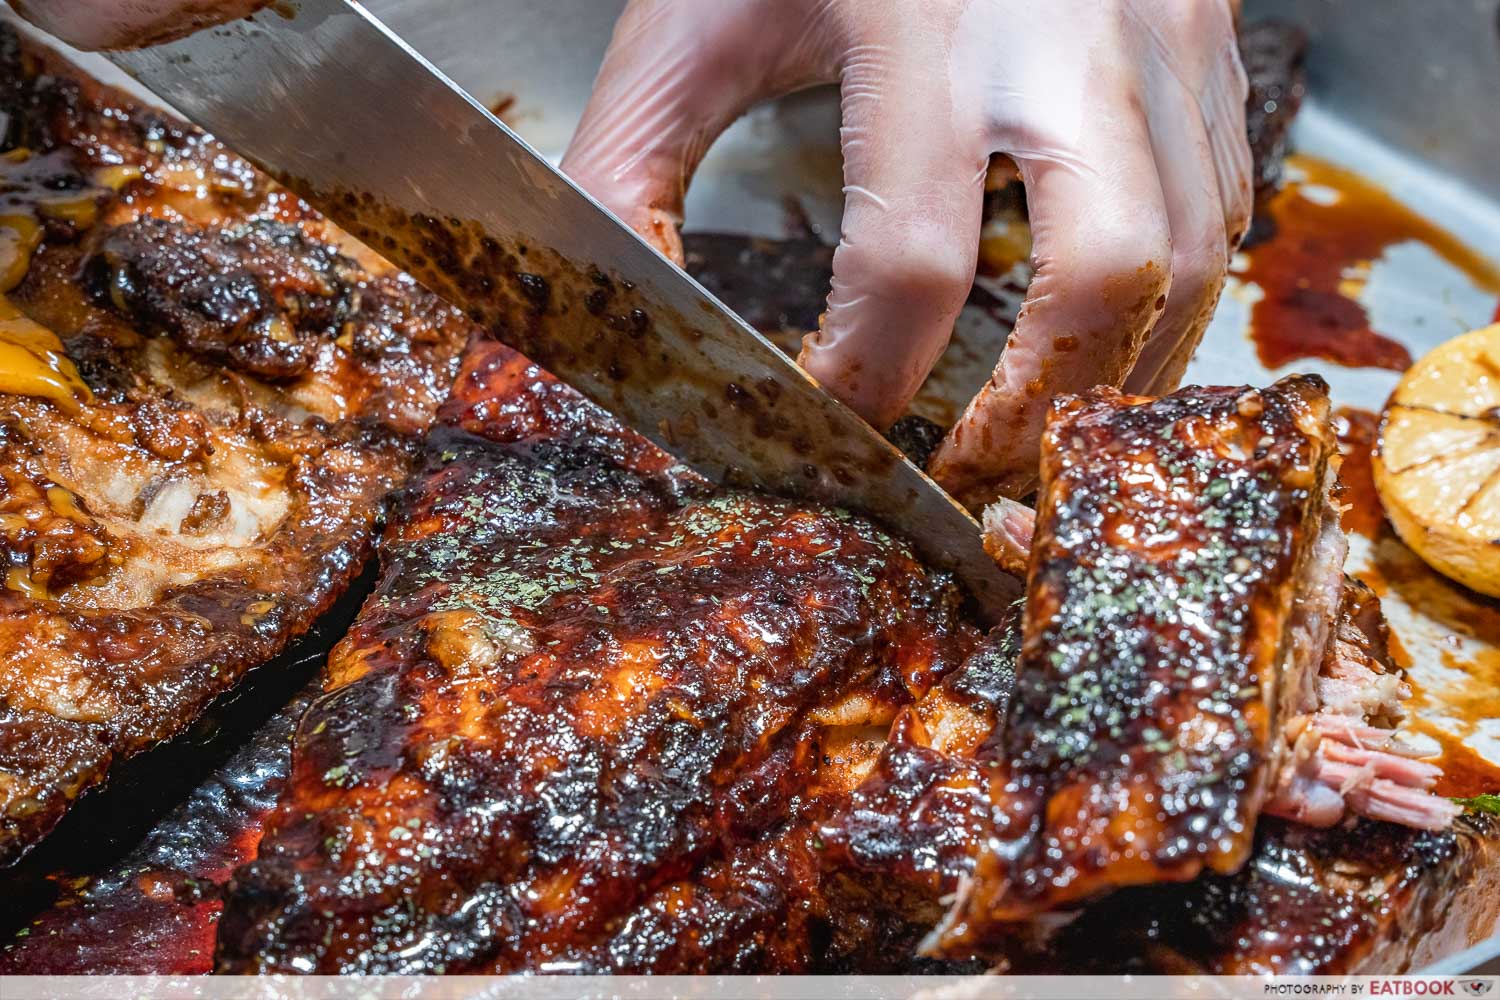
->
[6, 1, 266, 50]
[564, 0, 1251, 507]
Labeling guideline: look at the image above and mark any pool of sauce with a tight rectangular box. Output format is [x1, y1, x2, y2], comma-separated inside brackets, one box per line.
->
[1332, 407, 1385, 540]
[1334, 406, 1500, 799]
[1243, 156, 1500, 373]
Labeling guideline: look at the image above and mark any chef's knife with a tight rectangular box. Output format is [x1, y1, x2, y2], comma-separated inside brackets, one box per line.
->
[106, 0, 1017, 620]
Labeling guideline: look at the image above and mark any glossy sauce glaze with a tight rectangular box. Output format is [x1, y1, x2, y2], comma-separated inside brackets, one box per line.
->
[1242, 157, 1500, 373]
[1333, 407, 1500, 798]
[214, 337, 983, 974]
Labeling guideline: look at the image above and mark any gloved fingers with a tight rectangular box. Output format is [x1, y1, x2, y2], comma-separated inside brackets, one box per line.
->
[9, 0, 266, 50]
[1202, 18, 1254, 248]
[928, 87, 1173, 507]
[561, 0, 835, 265]
[1123, 42, 1234, 395]
[1126, 0, 1251, 248]
[797, 6, 988, 431]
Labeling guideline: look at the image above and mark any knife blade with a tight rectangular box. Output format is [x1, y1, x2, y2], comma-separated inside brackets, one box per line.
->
[106, 0, 1017, 620]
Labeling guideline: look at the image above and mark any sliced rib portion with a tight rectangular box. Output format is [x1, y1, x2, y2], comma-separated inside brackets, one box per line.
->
[826, 375, 1453, 956]
[961, 375, 1347, 925]
[215, 338, 982, 973]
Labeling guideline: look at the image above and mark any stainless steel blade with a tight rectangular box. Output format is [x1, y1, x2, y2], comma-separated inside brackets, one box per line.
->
[107, 0, 1017, 620]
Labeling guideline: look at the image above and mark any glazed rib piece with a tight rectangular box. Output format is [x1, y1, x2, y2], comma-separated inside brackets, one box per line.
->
[825, 375, 1454, 957]
[944, 377, 1352, 941]
[953, 374, 1440, 927]
[215, 337, 981, 973]
[0, 26, 469, 865]
[1001, 580, 1489, 975]
[1241, 20, 1307, 232]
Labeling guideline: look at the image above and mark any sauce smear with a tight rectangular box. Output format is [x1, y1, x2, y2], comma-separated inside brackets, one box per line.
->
[1332, 407, 1385, 540]
[1243, 156, 1500, 372]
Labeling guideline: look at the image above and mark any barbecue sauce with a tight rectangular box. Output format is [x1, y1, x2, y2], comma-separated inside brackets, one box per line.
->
[1243, 156, 1500, 372]
[1332, 407, 1384, 540]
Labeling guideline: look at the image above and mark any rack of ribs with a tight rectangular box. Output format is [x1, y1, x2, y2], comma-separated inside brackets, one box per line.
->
[0, 16, 1468, 975]
[214, 335, 986, 973]
[0, 25, 470, 865]
[216, 345, 1459, 972]
[8, 606, 1489, 975]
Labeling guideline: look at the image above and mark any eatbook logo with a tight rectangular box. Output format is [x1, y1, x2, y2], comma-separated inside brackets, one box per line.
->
[1460, 981, 1494, 997]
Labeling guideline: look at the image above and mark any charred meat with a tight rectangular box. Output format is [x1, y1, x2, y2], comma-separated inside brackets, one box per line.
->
[0, 17, 1473, 977]
[825, 375, 1454, 957]
[1241, 19, 1308, 241]
[1011, 576, 1485, 974]
[1002, 813, 1498, 975]
[5, 341, 1470, 972]
[214, 337, 981, 973]
[218, 356, 1460, 973]
[994, 375, 1347, 909]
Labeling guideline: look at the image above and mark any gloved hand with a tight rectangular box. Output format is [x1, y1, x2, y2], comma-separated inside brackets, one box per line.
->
[564, 0, 1251, 506]
[7, 0, 266, 50]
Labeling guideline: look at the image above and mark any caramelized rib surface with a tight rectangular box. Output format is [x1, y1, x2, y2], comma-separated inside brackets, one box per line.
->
[990, 376, 1339, 911]
[216, 339, 980, 973]
[822, 376, 1344, 954]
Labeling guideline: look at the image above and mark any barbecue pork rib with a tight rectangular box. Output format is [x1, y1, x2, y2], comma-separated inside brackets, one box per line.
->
[215, 336, 985, 973]
[1241, 19, 1307, 244]
[0, 26, 469, 865]
[830, 376, 1349, 947]
[996, 376, 1349, 910]
[998, 579, 1488, 976]
[824, 375, 1454, 956]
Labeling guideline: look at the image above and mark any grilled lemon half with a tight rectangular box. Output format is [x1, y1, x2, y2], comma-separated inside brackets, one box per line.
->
[1373, 323, 1500, 597]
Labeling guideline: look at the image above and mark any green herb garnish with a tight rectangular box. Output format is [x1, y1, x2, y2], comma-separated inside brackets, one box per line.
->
[1451, 793, 1500, 815]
